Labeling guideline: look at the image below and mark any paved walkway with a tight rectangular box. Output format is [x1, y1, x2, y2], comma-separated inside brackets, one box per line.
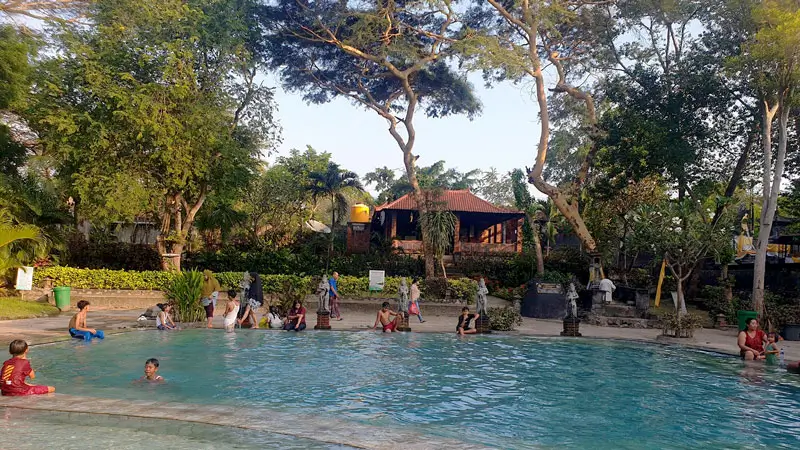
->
[1, 303, 798, 362]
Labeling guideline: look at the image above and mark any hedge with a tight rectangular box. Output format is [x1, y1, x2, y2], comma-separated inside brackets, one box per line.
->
[33, 267, 478, 301]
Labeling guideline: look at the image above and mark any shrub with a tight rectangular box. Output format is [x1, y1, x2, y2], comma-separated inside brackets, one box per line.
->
[700, 285, 741, 325]
[165, 270, 204, 323]
[447, 277, 478, 303]
[661, 312, 704, 338]
[544, 248, 588, 283]
[488, 306, 523, 331]
[64, 234, 161, 271]
[492, 286, 525, 301]
[537, 270, 570, 287]
[33, 267, 175, 290]
[422, 277, 448, 301]
[764, 291, 800, 330]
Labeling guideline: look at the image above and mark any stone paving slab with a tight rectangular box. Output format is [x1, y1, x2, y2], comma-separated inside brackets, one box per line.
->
[0, 394, 491, 450]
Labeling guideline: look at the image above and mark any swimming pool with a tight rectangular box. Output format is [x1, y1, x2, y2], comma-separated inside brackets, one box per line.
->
[15, 330, 800, 448]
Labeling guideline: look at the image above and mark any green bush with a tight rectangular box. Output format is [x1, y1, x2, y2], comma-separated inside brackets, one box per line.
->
[447, 277, 478, 303]
[32, 267, 476, 301]
[537, 270, 570, 287]
[165, 270, 204, 323]
[661, 312, 704, 337]
[764, 291, 800, 330]
[488, 306, 523, 331]
[700, 285, 741, 325]
[492, 286, 525, 301]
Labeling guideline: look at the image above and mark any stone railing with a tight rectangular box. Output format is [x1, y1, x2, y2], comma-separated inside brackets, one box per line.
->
[392, 239, 423, 254]
[459, 242, 517, 254]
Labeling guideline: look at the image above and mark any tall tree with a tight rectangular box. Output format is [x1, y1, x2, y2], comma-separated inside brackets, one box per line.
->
[260, 0, 481, 277]
[308, 162, 365, 270]
[0, 0, 90, 21]
[468, 0, 602, 253]
[29, 0, 278, 270]
[732, 0, 800, 315]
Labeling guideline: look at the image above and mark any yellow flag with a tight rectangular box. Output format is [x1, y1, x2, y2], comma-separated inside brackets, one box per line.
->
[654, 259, 666, 307]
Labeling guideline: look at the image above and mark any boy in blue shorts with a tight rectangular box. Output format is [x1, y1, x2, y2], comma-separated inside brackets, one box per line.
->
[68, 300, 105, 341]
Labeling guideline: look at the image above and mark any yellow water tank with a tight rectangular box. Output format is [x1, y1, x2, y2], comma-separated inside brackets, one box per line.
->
[350, 204, 370, 223]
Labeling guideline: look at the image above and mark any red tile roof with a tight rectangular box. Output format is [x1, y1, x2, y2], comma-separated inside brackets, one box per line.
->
[375, 190, 523, 215]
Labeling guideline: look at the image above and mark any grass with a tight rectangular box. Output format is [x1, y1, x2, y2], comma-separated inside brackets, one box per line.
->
[0, 297, 61, 320]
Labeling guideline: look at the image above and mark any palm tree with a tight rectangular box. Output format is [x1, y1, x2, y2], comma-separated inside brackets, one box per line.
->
[418, 209, 456, 278]
[307, 162, 364, 269]
[0, 209, 48, 280]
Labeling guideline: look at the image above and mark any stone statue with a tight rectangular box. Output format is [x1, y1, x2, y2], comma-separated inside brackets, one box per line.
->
[316, 276, 331, 313]
[398, 278, 409, 314]
[741, 213, 750, 237]
[566, 282, 579, 319]
[476, 278, 489, 315]
[239, 272, 251, 302]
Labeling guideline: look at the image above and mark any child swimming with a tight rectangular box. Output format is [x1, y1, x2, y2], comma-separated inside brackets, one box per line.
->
[137, 358, 164, 383]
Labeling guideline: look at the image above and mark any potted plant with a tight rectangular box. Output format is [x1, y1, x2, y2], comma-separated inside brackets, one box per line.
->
[661, 311, 703, 338]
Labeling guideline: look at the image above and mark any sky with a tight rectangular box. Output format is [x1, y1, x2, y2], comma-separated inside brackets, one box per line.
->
[266, 73, 545, 197]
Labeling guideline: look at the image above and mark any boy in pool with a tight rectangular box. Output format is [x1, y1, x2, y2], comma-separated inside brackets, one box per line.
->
[764, 332, 780, 365]
[138, 358, 164, 383]
[68, 300, 105, 341]
[372, 302, 402, 332]
[1, 340, 55, 396]
[456, 307, 480, 336]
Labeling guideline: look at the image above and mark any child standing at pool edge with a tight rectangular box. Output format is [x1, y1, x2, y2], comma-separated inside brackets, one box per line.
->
[1, 340, 55, 396]
[68, 300, 104, 341]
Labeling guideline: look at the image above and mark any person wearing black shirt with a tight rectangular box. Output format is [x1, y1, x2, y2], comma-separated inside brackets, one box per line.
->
[456, 307, 480, 335]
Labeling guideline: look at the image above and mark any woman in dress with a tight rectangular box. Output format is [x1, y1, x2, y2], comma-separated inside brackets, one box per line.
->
[238, 272, 263, 329]
[738, 317, 767, 360]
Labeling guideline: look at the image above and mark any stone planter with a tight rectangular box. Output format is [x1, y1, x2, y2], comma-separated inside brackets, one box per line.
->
[662, 327, 694, 339]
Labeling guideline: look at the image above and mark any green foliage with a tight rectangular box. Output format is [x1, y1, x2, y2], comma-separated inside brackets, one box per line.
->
[699, 285, 741, 325]
[488, 306, 523, 331]
[422, 277, 448, 301]
[491, 286, 525, 301]
[0, 25, 35, 110]
[164, 270, 204, 323]
[537, 270, 571, 288]
[366, 161, 485, 205]
[65, 234, 160, 271]
[31, 267, 476, 301]
[764, 291, 800, 330]
[661, 311, 704, 337]
[418, 208, 456, 269]
[445, 278, 479, 303]
[34, 267, 175, 290]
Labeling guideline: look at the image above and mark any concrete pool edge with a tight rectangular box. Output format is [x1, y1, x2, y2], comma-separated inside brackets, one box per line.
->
[0, 394, 492, 450]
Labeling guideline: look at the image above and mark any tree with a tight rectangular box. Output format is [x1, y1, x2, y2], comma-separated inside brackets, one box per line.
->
[308, 162, 365, 270]
[477, 168, 514, 208]
[631, 199, 734, 314]
[29, 0, 278, 270]
[366, 161, 484, 204]
[0, 209, 48, 280]
[260, 0, 481, 277]
[468, 0, 602, 253]
[238, 148, 330, 248]
[0, 0, 89, 22]
[417, 194, 456, 278]
[732, 0, 800, 316]
[511, 169, 544, 275]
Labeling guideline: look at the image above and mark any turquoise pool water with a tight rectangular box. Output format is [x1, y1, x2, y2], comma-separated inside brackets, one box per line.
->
[24, 330, 800, 449]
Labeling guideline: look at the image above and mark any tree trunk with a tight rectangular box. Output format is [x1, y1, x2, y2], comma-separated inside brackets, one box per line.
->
[328, 194, 336, 272]
[752, 101, 784, 316]
[533, 223, 544, 276]
[676, 275, 687, 315]
[440, 257, 447, 279]
[721, 264, 733, 304]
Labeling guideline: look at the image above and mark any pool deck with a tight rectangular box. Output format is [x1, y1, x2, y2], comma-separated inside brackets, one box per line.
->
[1, 305, 798, 361]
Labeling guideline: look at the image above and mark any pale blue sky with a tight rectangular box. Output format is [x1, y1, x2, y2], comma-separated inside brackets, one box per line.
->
[267, 73, 545, 196]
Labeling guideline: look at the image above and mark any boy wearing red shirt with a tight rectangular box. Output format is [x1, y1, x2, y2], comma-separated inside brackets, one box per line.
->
[1, 340, 55, 396]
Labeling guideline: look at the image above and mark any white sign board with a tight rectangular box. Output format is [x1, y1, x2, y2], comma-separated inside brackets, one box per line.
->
[368, 270, 385, 291]
[15, 266, 34, 291]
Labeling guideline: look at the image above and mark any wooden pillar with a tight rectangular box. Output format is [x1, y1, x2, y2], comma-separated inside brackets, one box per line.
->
[453, 214, 461, 253]
[390, 211, 397, 239]
[516, 218, 523, 253]
[501, 222, 506, 244]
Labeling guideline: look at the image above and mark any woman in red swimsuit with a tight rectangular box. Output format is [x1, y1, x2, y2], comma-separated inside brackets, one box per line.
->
[737, 318, 767, 360]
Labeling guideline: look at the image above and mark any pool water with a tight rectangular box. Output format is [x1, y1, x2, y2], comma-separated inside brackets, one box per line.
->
[24, 330, 800, 449]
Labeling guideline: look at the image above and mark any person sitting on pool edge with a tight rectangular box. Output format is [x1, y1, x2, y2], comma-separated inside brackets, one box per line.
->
[156, 303, 178, 331]
[68, 300, 105, 341]
[1, 340, 55, 396]
[372, 302, 402, 332]
[456, 307, 480, 336]
[737, 317, 766, 360]
[283, 300, 307, 331]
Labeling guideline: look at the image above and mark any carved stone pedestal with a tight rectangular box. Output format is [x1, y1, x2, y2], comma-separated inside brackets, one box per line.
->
[561, 317, 582, 336]
[476, 315, 492, 334]
[397, 312, 411, 332]
[315, 311, 331, 330]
